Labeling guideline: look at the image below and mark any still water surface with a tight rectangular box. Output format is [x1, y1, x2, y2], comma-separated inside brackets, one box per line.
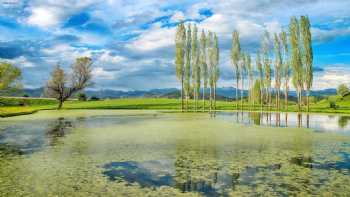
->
[0, 110, 350, 196]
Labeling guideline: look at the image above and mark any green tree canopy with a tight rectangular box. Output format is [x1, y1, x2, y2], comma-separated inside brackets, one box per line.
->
[0, 62, 21, 91]
[337, 84, 349, 98]
[46, 57, 93, 109]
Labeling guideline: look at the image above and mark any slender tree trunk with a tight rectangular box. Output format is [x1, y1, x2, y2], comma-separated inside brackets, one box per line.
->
[251, 79, 253, 111]
[248, 79, 251, 111]
[285, 83, 288, 112]
[297, 87, 301, 112]
[236, 77, 239, 110]
[195, 89, 199, 112]
[260, 88, 263, 111]
[241, 76, 244, 110]
[270, 88, 272, 112]
[214, 83, 216, 112]
[202, 86, 205, 112]
[58, 99, 63, 110]
[186, 94, 189, 112]
[209, 85, 212, 113]
[307, 90, 310, 112]
[181, 77, 184, 112]
[194, 87, 196, 112]
[260, 80, 263, 112]
[277, 89, 280, 111]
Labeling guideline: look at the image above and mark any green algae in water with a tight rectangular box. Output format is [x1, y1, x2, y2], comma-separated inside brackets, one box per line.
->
[1, 110, 350, 196]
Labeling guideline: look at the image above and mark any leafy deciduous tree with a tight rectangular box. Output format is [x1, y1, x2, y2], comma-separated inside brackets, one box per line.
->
[184, 24, 192, 111]
[300, 16, 313, 112]
[280, 30, 290, 111]
[289, 17, 303, 111]
[0, 62, 21, 93]
[175, 23, 186, 112]
[256, 52, 264, 109]
[337, 84, 349, 98]
[274, 33, 282, 111]
[262, 31, 272, 110]
[46, 57, 93, 109]
[231, 30, 241, 109]
[200, 30, 208, 111]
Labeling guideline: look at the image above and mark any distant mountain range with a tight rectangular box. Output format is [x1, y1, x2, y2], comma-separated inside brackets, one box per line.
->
[4, 87, 337, 100]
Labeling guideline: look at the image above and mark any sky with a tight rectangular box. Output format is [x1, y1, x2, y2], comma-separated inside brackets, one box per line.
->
[0, 0, 349, 91]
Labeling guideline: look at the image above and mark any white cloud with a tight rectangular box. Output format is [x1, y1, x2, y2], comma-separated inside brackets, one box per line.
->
[170, 11, 185, 23]
[127, 24, 175, 51]
[25, 0, 97, 28]
[41, 44, 93, 66]
[198, 14, 233, 37]
[98, 50, 125, 64]
[2, 56, 36, 68]
[264, 21, 282, 35]
[27, 6, 62, 28]
[312, 27, 350, 43]
[92, 67, 115, 80]
[313, 65, 350, 90]
[236, 20, 263, 38]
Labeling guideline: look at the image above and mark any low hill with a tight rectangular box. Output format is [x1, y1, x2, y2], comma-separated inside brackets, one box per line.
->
[1, 87, 337, 101]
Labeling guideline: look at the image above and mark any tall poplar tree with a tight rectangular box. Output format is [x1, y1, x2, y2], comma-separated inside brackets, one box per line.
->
[246, 54, 253, 108]
[207, 31, 214, 112]
[184, 24, 192, 111]
[240, 53, 246, 109]
[300, 16, 313, 112]
[200, 30, 208, 112]
[191, 24, 200, 111]
[212, 33, 220, 111]
[289, 17, 303, 111]
[231, 30, 241, 109]
[256, 52, 264, 109]
[280, 30, 290, 111]
[274, 33, 282, 111]
[175, 23, 186, 111]
[262, 31, 271, 110]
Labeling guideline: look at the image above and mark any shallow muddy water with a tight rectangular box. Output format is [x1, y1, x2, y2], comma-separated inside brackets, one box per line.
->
[1, 110, 350, 196]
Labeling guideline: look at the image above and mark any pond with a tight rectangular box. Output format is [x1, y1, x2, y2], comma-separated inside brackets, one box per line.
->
[0, 110, 350, 196]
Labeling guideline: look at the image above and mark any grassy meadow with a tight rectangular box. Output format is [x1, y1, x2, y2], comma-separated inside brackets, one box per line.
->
[1, 95, 350, 117]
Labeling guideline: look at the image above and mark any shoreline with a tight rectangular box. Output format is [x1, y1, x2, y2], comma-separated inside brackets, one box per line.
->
[2, 106, 350, 118]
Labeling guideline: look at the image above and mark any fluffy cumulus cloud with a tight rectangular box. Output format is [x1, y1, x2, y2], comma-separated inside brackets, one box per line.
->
[92, 67, 115, 80]
[127, 24, 175, 51]
[313, 65, 350, 90]
[0, 0, 349, 90]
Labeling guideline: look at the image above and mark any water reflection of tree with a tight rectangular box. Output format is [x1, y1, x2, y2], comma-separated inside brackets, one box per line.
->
[45, 117, 73, 146]
[338, 116, 350, 129]
[174, 138, 221, 195]
[173, 137, 241, 195]
[248, 112, 261, 125]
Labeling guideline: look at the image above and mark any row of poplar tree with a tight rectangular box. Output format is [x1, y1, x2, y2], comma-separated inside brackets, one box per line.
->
[175, 23, 219, 112]
[175, 15, 313, 113]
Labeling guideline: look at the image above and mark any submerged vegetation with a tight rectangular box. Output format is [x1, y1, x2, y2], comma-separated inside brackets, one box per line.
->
[0, 1, 349, 196]
[1, 110, 350, 196]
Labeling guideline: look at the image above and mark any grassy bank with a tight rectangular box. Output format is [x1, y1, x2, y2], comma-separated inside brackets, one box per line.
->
[1, 97, 350, 117]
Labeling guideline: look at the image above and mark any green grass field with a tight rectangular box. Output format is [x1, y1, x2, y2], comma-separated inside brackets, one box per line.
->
[1, 95, 350, 117]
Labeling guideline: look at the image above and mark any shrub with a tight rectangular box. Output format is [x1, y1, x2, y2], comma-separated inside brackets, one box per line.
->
[77, 93, 87, 101]
[329, 100, 338, 109]
[337, 84, 349, 98]
[89, 96, 100, 101]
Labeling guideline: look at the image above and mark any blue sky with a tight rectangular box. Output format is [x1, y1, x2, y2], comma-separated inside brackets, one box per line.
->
[0, 0, 349, 90]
